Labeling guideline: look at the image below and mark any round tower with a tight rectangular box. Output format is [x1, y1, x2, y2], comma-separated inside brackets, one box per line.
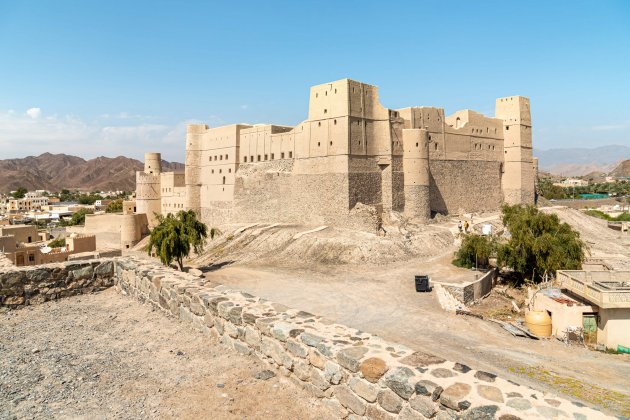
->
[144, 152, 162, 174]
[402, 128, 430, 220]
[120, 214, 139, 250]
[136, 152, 162, 227]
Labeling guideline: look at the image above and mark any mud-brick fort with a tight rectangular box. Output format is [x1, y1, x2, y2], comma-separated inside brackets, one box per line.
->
[133, 78, 536, 233]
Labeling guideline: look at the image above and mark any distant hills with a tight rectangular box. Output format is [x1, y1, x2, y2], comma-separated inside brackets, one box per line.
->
[0, 153, 184, 193]
[534, 145, 630, 176]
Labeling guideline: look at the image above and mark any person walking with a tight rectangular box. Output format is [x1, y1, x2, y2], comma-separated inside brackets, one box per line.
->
[464, 220, 469, 233]
[458, 220, 463, 233]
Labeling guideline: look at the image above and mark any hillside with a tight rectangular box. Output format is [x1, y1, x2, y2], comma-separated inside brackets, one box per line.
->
[0, 153, 183, 192]
[535, 145, 630, 176]
[610, 160, 630, 178]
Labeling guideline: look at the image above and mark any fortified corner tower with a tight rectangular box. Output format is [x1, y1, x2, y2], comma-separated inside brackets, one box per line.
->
[136, 152, 162, 227]
[184, 124, 205, 215]
[402, 128, 431, 219]
[496, 96, 535, 205]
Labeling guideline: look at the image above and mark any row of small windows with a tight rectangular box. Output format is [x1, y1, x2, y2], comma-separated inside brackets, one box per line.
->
[163, 203, 184, 209]
[210, 154, 229, 161]
[243, 151, 293, 163]
[473, 143, 496, 151]
[211, 168, 232, 174]
[161, 187, 173, 193]
[315, 88, 338, 98]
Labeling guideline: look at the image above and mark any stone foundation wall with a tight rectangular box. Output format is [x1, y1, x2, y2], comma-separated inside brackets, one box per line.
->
[429, 160, 503, 215]
[200, 161, 379, 232]
[112, 257, 606, 420]
[0, 259, 115, 307]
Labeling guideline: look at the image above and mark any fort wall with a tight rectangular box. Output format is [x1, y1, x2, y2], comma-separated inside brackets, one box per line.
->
[429, 160, 503, 215]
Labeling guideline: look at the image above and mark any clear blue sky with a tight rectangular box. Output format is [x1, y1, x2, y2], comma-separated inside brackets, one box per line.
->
[0, 0, 628, 162]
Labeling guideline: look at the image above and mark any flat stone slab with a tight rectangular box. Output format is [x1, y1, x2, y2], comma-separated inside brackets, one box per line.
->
[399, 351, 446, 367]
[439, 382, 472, 411]
[477, 384, 504, 403]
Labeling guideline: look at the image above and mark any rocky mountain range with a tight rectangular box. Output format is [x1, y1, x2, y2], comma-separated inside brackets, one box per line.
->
[0, 153, 184, 193]
[534, 145, 630, 176]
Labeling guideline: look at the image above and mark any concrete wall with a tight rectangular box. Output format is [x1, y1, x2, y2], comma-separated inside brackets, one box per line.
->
[598, 308, 630, 350]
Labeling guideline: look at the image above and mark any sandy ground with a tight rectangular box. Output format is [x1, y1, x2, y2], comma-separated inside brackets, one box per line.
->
[196, 208, 630, 415]
[0, 289, 332, 420]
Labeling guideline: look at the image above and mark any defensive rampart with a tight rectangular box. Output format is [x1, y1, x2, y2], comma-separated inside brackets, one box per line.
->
[0, 258, 608, 419]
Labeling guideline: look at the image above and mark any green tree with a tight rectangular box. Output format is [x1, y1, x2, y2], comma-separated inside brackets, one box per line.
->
[146, 210, 219, 271]
[48, 236, 66, 248]
[105, 199, 123, 213]
[453, 234, 496, 269]
[11, 187, 27, 199]
[498, 204, 586, 282]
[60, 208, 93, 226]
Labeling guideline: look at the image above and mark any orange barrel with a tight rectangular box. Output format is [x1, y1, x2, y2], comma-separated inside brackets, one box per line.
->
[525, 310, 552, 337]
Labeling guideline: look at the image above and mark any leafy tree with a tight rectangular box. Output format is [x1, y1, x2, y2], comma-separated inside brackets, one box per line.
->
[105, 199, 123, 213]
[453, 234, 496, 269]
[146, 210, 219, 271]
[60, 208, 93, 226]
[48, 237, 66, 248]
[497, 204, 586, 282]
[11, 187, 27, 199]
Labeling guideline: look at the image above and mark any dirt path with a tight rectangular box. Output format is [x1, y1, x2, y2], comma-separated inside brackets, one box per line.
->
[204, 261, 630, 416]
[0, 289, 332, 420]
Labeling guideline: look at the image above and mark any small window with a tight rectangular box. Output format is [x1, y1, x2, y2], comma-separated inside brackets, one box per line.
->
[29, 254, 35, 262]
[225, 154, 228, 160]
[27, 236, 32, 243]
[506, 126, 510, 131]
[289, 151, 293, 158]
[251, 156, 254, 162]
[244, 156, 247, 162]
[258, 155, 261, 161]
[271, 153, 274, 160]
[330, 141, 333, 146]
[212, 169, 214, 174]
[281, 152, 285, 159]
[334, 119, 337, 125]
[318, 142, 320, 147]
[318, 122, 321, 127]
[220, 155, 223, 160]
[324, 109, 327, 114]
[229, 168, 232, 173]
[434, 143, 438, 150]
[219, 169, 222, 173]
[222, 176, 226, 185]
[416, 143, 419, 147]
[209, 157, 211, 161]
[264, 154, 268, 160]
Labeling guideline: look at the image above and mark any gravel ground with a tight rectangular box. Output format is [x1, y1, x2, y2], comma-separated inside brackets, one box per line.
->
[0, 289, 332, 419]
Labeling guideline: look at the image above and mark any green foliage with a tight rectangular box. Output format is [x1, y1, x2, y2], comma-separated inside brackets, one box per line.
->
[106, 199, 123, 213]
[453, 234, 496, 269]
[60, 208, 93, 226]
[585, 209, 630, 222]
[11, 187, 27, 199]
[498, 204, 586, 282]
[146, 210, 218, 271]
[48, 237, 66, 248]
[538, 179, 568, 200]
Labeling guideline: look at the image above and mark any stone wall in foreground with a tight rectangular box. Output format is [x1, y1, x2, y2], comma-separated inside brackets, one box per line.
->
[114, 257, 607, 420]
[0, 259, 115, 307]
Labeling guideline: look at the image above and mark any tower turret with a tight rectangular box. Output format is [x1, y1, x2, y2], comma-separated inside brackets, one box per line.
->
[496, 96, 535, 205]
[402, 128, 430, 219]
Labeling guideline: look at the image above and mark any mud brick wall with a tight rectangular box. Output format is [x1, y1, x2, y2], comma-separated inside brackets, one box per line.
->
[0, 259, 115, 307]
[114, 257, 607, 420]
